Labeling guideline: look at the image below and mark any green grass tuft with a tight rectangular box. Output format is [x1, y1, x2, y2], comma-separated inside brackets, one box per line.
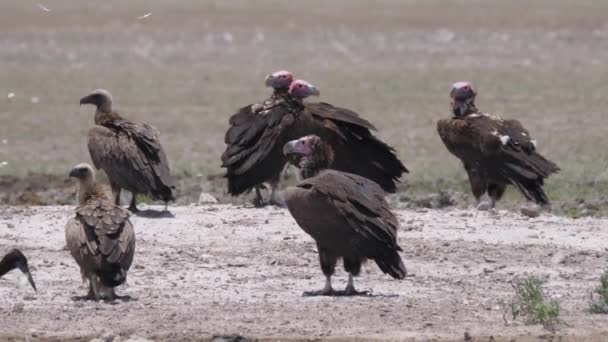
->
[589, 270, 608, 314]
[509, 277, 561, 331]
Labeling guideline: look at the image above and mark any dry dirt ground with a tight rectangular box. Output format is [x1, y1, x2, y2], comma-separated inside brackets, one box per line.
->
[1, 204, 607, 341]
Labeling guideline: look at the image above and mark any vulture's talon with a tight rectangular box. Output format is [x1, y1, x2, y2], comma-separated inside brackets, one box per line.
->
[476, 201, 492, 211]
[302, 288, 338, 297]
[343, 287, 371, 297]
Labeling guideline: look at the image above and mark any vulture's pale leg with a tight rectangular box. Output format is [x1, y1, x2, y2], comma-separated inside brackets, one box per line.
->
[487, 183, 506, 209]
[343, 257, 369, 296]
[304, 248, 338, 296]
[253, 186, 265, 207]
[110, 182, 121, 206]
[303, 275, 336, 296]
[128, 193, 139, 213]
[268, 179, 286, 207]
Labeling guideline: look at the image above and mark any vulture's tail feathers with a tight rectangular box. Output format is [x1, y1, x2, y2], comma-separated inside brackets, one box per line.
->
[498, 150, 559, 205]
[375, 250, 407, 280]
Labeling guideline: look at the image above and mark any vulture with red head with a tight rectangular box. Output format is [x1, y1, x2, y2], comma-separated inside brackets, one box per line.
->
[282, 135, 407, 296]
[221, 72, 408, 206]
[437, 82, 559, 210]
[66, 163, 136, 300]
[0, 249, 37, 292]
[80, 89, 175, 212]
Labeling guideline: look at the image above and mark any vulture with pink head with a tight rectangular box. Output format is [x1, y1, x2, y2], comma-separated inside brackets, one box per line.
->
[437, 82, 559, 210]
[221, 71, 408, 206]
[282, 135, 407, 296]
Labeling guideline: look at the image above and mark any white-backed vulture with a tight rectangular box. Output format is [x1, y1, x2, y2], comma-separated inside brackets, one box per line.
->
[0, 249, 37, 292]
[282, 135, 407, 296]
[66, 163, 135, 300]
[221, 74, 408, 207]
[437, 82, 560, 210]
[80, 89, 175, 212]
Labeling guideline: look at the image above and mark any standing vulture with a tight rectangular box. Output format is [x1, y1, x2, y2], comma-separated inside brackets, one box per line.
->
[0, 249, 37, 292]
[222, 70, 295, 206]
[80, 89, 175, 212]
[282, 135, 407, 296]
[221, 74, 408, 206]
[437, 82, 560, 210]
[66, 163, 135, 300]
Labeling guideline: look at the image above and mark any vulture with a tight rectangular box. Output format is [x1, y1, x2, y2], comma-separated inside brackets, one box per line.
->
[222, 70, 295, 206]
[282, 135, 407, 296]
[80, 89, 175, 212]
[437, 82, 560, 210]
[66, 163, 136, 300]
[0, 249, 37, 292]
[221, 73, 408, 206]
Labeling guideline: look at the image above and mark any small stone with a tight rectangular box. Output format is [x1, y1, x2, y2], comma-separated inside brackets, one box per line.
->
[521, 205, 541, 218]
[198, 192, 218, 204]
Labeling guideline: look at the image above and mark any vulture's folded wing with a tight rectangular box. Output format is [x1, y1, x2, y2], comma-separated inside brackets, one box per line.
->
[222, 100, 300, 195]
[88, 121, 174, 201]
[298, 104, 407, 193]
[72, 200, 135, 286]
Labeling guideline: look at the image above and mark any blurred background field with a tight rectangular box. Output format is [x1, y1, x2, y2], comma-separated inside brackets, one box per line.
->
[1, 0, 608, 215]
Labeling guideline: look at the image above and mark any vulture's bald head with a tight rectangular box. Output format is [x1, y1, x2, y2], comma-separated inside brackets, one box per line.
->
[69, 163, 95, 182]
[289, 80, 320, 100]
[80, 89, 113, 113]
[450, 82, 477, 117]
[283, 135, 334, 178]
[264, 70, 294, 90]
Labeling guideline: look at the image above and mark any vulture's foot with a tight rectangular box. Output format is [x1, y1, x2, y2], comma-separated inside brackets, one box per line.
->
[302, 287, 339, 297]
[343, 285, 371, 297]
[476, 201, 492, 211]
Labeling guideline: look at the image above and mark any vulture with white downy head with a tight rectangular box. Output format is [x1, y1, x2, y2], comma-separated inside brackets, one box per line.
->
[437, 82, 560, 210]
[0, 249, 37, 292]
[221, 72, 408, 206]
[282, 135, 407, 296]
[66, 163, 135, 300]
[80, 89, 175, 212]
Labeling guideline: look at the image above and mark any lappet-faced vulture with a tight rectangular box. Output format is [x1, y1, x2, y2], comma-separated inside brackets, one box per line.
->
[66, 163, 136, 300]
[0, 249, 37, 292]
[282, 135, 407, 296]
[80, 89, 175, 212]
[221, 72, 408, 206]
[437, 82, 560, 210]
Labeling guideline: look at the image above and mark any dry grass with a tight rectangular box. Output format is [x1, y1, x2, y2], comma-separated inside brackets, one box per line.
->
[1, 0, 608, 208]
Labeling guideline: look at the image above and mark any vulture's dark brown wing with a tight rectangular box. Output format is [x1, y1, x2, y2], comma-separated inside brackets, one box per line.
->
[305, 102, 377, 131]
[284, 170, 406, 279]
[66, 199, 135, 287]
[437, 114, 559, 204]
[221, 98, 302, 196]
[88, 117, 175, 202]
[296, 104, 407, 193]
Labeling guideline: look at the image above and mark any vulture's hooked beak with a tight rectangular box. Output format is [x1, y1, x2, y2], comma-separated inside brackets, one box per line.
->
[283, 140, 299, 156]
[309, 86, 320, 97]
[69, 167, 84, 179]
[264, 74, 274, 87]
[16, 263, 37, 293]
[79, 95, 92, 106]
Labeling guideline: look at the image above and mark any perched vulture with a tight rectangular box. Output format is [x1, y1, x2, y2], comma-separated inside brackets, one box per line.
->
[221, 73, 408, 206]
[0, 249, 37, 292]
[80, 89, 175, 212]
[222, 70, 295, 205]
[437, 82, 560, 210]
[282, 135, 407, 296]
[66, 163, 135, 300]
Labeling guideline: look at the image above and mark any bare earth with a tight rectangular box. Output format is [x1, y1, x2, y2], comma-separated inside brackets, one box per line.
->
[1, 205, 607, 341]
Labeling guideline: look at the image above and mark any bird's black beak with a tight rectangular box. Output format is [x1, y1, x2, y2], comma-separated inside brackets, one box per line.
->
[79, 94, 92, 106]
[16, 263, 37, 293]
[69, 168, 81, 178]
